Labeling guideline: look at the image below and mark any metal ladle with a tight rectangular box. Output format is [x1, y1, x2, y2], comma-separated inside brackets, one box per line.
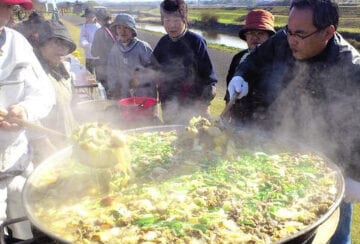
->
[0, 109, 127, 171]
[129, 72, 140, 105]
[129, 88, 136, 104]
[0, 109, 66, 139]
[138, 98, 147, 108]
[218, 91, 240, 129]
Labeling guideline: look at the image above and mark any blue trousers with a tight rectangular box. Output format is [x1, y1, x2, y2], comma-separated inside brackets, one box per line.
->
[330, 201, 353, 244]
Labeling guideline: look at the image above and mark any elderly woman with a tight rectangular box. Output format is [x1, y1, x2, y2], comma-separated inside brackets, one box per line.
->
[107, 13, 156, 99]
[153, 0, 218, 124]
[28, 20, 78, 159]
[91, 8, 115, 96]
[224, 9, 275, 124]
[35, 20, 77, 136]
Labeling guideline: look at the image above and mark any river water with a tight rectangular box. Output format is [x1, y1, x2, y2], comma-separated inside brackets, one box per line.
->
[137, 23, 248, 50]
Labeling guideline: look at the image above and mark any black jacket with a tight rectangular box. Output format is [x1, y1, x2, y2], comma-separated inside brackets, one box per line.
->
[153, 30, 217, 107]
[224, 49, 257, 123]
[234, 30, 360, 180]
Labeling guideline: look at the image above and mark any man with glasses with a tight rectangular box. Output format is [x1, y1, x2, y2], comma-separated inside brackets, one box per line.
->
[227, 0, 360, 243]
[0, 0, 54, 241]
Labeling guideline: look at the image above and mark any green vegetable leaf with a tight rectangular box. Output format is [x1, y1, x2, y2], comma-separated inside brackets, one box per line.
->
[134, 214, 157, 227]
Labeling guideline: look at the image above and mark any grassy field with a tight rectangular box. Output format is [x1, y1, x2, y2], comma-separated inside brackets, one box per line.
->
[354, 206, 360, 243]
[62, 14, 360, 242]
[117, 5, 360, 34]
[115, 5, 360, 51]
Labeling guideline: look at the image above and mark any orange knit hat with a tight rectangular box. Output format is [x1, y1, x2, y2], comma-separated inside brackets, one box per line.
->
[238, 9, 275, 40]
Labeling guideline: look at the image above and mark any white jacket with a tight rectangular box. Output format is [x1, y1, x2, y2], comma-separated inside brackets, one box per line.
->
[79, 22, 100, 59]
[0, 27, 55, 172]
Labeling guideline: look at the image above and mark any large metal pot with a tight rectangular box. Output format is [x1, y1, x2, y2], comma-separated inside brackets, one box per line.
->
[21, 125, 344, 244]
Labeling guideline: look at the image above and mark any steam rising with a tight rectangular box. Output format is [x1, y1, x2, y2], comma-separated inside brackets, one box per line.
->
[155, 57, 212, 124]
[264, 60, 360, 179]
[72, 58, 207, 128]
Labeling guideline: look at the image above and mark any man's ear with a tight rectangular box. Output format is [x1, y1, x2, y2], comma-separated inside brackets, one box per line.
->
[324, 25, 336, 40]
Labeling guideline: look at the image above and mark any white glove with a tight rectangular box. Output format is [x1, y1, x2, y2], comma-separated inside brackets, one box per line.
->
[344, 177, 360, 203]
[228, 76, 249, 100]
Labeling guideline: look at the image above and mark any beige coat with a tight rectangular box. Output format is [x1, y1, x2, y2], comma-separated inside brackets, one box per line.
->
[38, 61, 78, 149]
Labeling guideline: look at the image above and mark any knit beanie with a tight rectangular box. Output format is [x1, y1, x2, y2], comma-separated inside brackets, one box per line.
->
[238, 9, 275, 40]
[111, 14, 137, 37]
[160, 0, 188, 25]
[0, 0, 32, 10]
[38, 20, 76, 54]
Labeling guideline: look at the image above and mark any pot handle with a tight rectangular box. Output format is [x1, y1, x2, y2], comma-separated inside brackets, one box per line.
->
[0, 216, 28, 244]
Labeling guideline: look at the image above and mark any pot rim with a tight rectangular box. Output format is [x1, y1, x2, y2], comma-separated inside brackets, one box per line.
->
[22, 125, 345, 243]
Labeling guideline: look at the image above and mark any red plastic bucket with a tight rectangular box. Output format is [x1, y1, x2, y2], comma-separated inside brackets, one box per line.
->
[118, 97, 157, 122]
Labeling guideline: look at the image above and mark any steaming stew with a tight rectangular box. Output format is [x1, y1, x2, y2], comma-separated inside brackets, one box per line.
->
[71, 123, 131, 178]
[30, 121, 338, 244]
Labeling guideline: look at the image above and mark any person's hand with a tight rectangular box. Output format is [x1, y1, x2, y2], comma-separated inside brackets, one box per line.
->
[201, 85, 216, 101]
[344, 177, 360, 203]
[129, 77, 139, 89]
[228, 76, 249, 100]
[129, 67, 141, 88]
[0, 105, 27, 130]
[0, 107, 7, 123]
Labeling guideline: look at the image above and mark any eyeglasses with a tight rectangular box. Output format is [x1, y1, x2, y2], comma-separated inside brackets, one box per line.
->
[284, 25, 322, 40]
[244, 31, 269, 39]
